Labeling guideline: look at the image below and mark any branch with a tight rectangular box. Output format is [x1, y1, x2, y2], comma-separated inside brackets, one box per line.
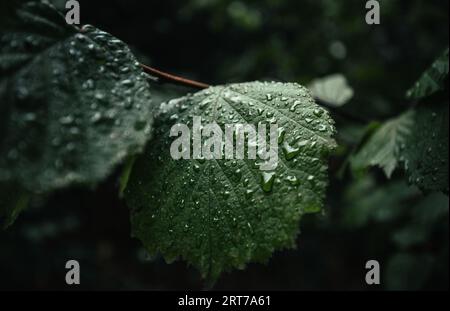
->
[140, 63, 210, 89]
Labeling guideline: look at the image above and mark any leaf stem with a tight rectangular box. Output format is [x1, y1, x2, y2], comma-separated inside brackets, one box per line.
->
[140, 63, 368, 123]
[140, 63, 210, 89]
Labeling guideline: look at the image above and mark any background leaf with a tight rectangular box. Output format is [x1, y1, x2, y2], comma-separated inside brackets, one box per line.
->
[351, 103, 449, 194]
[406, 48, 449, 100]
[308, 73, 354, 107]
[125, 81, 336, 281]
[0, 1, 154, 195]
[402, 103, 449, 193]
[351, 110, 414, 178]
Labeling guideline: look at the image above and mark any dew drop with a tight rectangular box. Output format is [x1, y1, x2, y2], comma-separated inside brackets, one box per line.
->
[277, 127, 286, 144]
[245, 188, 254, 199]
[289, 100, 301, 112]
[286, 175, 300, 186]
[121, 79, 134, 87]
[261, 171, 276, 192]
[313, 109, 323, 117]
[282, 141, 300, 160]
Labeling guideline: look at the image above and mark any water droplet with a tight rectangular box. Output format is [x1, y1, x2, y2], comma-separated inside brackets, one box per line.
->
[16, 86, 29, 100]
[59, 115, 74, 125]
[95, 92, 106, 101]
[121, 79, 134, 87]
[318, 124, 327, 132]
[286, 175, 300, 186]
[289, 100, 301, 112]
[282, 142, 300, 160]
[245, 188, 254, 199]
[69, 127, 80, 135]
[82, 79, 94, 90]
[313, 109, 323, 117]
[261, 171, 276, 192]
[66, 143, 76, 152]
[277, 127, 286, 144]
[81, 25, 96, 33]
[193, 164, 201, 172]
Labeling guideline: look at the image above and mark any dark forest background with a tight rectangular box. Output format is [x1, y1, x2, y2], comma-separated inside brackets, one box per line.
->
[0, 0, 448, 290]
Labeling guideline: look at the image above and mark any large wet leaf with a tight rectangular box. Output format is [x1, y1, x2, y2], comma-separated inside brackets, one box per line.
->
[352, 103, 448, 194]
[125, 81, 336, 281]
[0, 1, 153, 193]
[406, 48, 449, 100]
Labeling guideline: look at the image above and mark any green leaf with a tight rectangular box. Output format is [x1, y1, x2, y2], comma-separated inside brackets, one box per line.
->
[402, 103, 448, 193]
[307, 73, 354, 107]
[0, 1, 154, 194]
[406, 48, 449, 100]
[125, 81, 336, 281]
[352, 103, 448, 194]
[351, 110, 414, 178]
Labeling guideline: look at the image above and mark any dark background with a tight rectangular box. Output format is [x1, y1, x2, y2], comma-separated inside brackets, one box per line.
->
[0, 0, 448, 290]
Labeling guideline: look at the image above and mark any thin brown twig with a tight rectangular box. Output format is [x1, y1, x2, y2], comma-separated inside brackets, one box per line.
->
[140, 63, 210, 89]
[140, 63, 367, 123]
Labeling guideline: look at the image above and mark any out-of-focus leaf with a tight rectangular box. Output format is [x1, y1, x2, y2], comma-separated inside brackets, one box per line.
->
[406, 48, 449, 100]
[351, 103, 448, 194]
[308, 74, 354, 107]
[351, 110, 414, 178]
[393, 190, 449, 249]
[0, 2, 154, 195]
